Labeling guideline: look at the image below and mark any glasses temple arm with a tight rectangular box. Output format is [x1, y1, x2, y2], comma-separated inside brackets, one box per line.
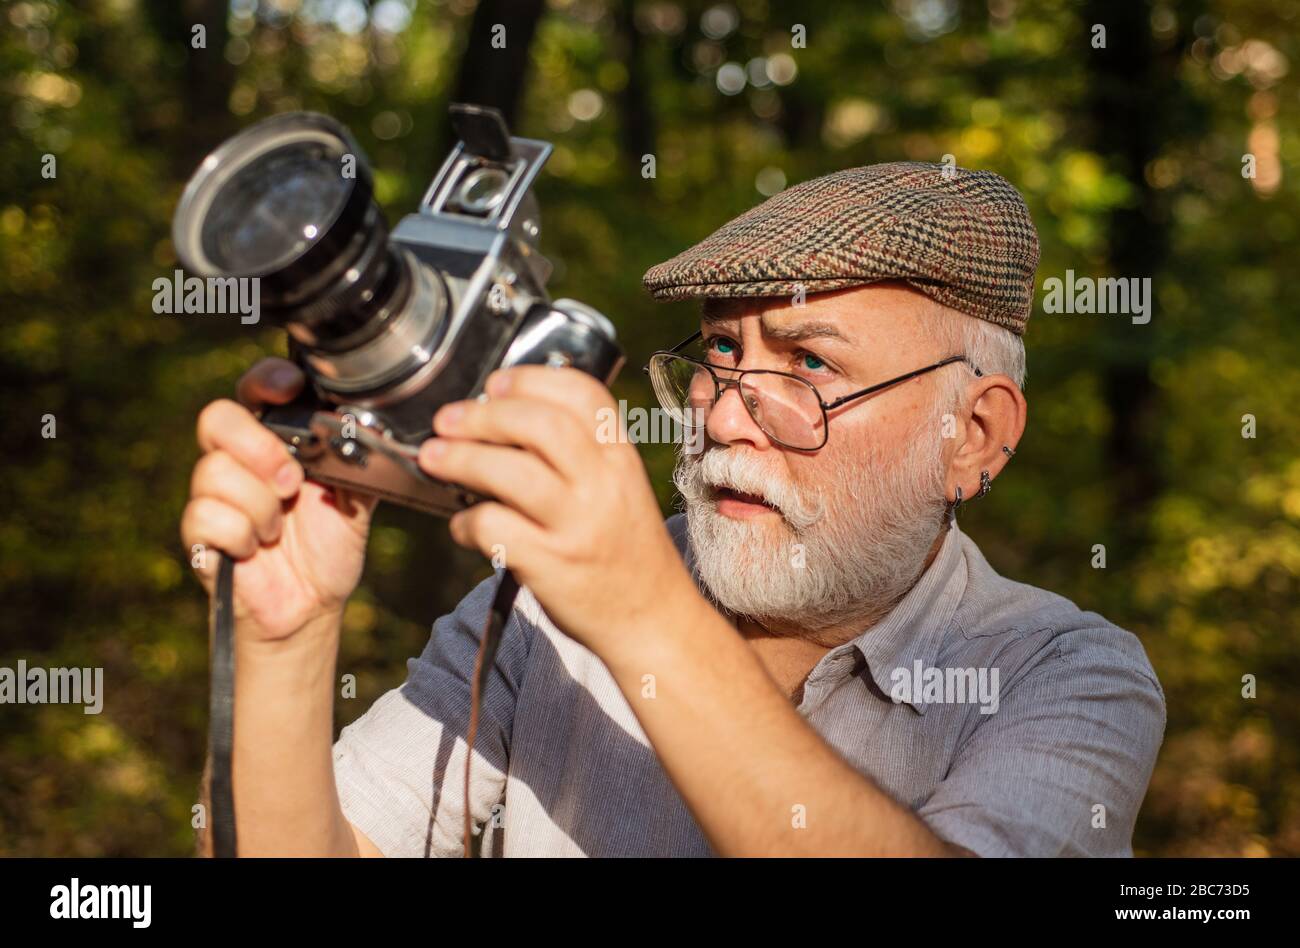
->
[821, 355, 971, 411]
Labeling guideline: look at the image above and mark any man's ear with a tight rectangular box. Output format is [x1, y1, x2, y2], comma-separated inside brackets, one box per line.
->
[946, 374, 1026, 503]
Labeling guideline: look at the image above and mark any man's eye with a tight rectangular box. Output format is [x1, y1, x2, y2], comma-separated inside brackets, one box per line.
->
[799, 351, 828, 372]
[708, 337, 738, 357]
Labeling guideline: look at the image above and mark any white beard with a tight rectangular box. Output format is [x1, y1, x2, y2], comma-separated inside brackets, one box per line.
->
[672, 414, 949, 633]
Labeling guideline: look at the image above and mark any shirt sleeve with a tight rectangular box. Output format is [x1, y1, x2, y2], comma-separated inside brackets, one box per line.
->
[916, 628, 1166, 857]
[332, 569, 533, 857]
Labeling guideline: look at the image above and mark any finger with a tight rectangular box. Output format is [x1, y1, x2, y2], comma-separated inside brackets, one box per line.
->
[181, 496, 260, 563]
[180, 518, 220, 589]
[483, 365, 615, 431]
[447, 500, 546, 565]
[236, 358, 305, 410]
[197, 399, 302, 499]
[190, 451, 284, 544]
[432, 396, 596, 482]
[417, 438, 563, 527]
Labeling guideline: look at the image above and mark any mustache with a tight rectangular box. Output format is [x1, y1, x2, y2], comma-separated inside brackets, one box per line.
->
[673, 445, 825, 530]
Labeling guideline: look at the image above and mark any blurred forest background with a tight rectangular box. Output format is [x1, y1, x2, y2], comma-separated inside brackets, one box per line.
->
[2, 0, 1298, 856]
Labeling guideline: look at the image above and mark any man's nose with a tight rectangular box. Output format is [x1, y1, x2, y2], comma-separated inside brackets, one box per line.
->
[705, 382, 771, 449]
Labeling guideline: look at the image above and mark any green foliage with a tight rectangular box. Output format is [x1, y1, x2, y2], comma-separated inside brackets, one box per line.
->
[1, 0, 1297, 856]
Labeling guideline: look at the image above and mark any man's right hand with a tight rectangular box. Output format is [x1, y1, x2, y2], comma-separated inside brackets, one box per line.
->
[181, 357, 377, 641]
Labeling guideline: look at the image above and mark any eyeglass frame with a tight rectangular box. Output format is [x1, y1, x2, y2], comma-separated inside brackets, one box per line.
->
[642, 330, 984, 451]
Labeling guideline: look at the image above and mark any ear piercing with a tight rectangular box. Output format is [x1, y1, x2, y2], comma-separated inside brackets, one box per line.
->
[1002, 445, 1015, 458]
[951, 471, 992, 512]
[951, 456, 1003, 513]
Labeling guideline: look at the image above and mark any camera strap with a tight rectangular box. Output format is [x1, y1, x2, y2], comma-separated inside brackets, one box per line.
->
[462, 568, 521, 857]
[206, 551, 520, 860]
[209, 552, 238, 858]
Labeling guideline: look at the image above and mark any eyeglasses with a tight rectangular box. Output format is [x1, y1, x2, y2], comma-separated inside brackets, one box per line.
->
[643, 330, 982, 451]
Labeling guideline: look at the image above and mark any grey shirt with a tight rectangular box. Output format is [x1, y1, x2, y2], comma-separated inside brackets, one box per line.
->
[333, 514, 1166, 857]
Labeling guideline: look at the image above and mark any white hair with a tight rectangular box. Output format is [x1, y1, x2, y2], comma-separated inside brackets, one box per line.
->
[933, 307, 1027, 412]
[672, 411, 948, 632]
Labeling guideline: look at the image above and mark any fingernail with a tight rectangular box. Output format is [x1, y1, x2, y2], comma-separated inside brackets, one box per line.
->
[268, 363, 300, 389]
[437, 403, 466, 429]
[486, 371, 511, 396]
[274, 461, 302, 495]
[423, 438, 448, 461]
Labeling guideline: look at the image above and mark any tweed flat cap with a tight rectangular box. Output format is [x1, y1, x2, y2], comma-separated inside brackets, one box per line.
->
[643, 161, 1040, 335]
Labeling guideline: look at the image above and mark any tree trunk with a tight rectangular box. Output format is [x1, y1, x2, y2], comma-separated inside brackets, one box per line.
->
[448, 0, 547, 132]
[1082, 1, 1197, 520]
[615, 0, 656, 167]
[144, 0, 237, 168]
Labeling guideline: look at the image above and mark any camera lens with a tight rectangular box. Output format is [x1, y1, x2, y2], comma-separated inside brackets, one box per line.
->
[173, 112, 418, 352]
[201, 148, 352, 274]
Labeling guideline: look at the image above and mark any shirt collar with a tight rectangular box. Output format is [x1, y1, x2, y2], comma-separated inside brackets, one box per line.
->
[849, 518, 969, 715]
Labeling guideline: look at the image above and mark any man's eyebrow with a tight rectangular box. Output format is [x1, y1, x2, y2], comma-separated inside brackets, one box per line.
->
[700, 305, 855, 346]
[757, 319, 852, 344]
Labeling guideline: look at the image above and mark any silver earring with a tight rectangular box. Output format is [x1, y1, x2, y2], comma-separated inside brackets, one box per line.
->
[951, 485, 963, 511]
[1002, 445, 1015, 459]
[977, 470, 992, 498]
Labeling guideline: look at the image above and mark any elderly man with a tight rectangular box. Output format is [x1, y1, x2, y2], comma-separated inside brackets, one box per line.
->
[182, 162, 1165, 857]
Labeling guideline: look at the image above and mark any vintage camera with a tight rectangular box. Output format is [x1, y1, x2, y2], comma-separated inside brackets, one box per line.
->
[171, 105, 624, 517]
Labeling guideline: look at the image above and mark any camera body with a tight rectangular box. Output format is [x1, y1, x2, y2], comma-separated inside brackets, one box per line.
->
[174, 105, 624, 517]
